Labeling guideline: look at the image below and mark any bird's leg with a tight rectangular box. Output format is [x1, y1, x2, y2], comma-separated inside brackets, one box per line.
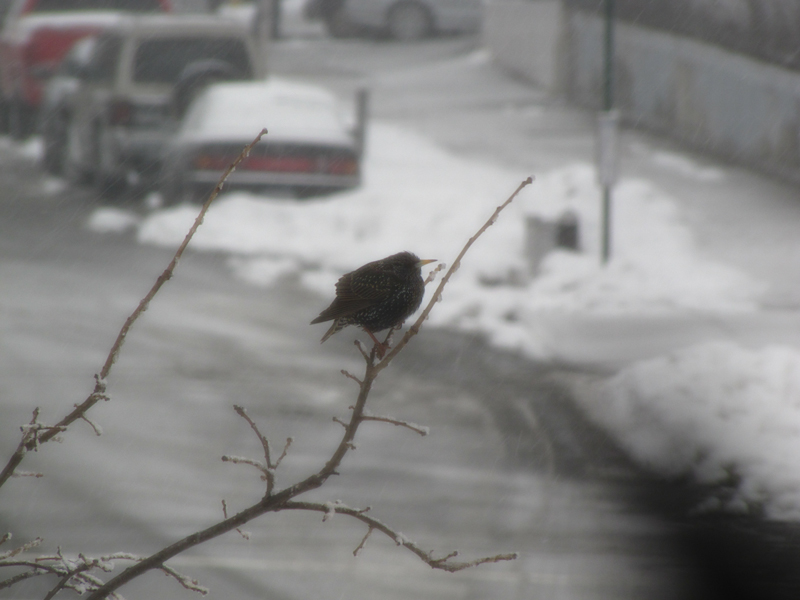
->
[363, 329, 389, 359]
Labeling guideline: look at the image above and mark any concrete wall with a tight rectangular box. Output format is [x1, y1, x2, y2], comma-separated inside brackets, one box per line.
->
[565, 9, 800, 181]
[482, 0, 565, 93]
[483, 0, 800, 182]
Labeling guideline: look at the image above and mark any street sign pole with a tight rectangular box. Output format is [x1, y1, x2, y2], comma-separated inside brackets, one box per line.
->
[599, 0, 616, 264]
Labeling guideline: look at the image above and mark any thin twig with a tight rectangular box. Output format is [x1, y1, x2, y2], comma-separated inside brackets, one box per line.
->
[340, 369, 363, 384]
[283, 500, 518, 572]
[274, 438, 293, 469]
[0, 537, 42, 560]
[360, 412, 429, 436]
[160, 564, 209, 595]
[220, 455, 269, 479]
[353, 526, 374, 556]
[222, 500, 252, 541]
[233, 405, 272, 468]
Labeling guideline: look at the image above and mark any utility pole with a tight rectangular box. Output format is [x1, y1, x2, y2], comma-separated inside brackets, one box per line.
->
[597, 0, 618, 264]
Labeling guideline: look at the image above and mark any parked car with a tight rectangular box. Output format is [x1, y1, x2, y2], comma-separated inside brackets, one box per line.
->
[55, 14, 265, 198]
[0, 0, 172, 139]
[303, 0, 481, 40]
[159, 78, 362, 204]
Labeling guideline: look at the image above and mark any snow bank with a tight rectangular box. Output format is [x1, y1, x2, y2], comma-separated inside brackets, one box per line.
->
[578, 342, 800, 520]
[130, 121, 762, 359]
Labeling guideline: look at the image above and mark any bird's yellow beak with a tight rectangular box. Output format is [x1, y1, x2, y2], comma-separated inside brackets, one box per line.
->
[417, 259, 437, 267]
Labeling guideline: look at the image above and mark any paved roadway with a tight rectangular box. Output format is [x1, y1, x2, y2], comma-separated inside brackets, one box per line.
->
[2, 18, 799, 600]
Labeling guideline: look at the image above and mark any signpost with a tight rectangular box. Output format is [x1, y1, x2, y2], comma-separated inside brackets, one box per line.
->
[598, 0, 617, 264]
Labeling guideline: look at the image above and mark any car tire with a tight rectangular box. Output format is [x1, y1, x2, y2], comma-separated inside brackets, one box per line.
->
[387, 1, 432, 41]
[0, 98, 9, 134]
[63, 117, 93, 185]
[95, 125, 128, 201]
[42, 112, 68, 175]
[8, 98, 35, 140]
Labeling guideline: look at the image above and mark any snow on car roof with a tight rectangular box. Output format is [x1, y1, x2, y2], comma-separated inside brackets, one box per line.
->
[179, 78, 354, 147]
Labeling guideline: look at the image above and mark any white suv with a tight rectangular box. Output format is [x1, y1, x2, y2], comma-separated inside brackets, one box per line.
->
[61, 14, 265, 198]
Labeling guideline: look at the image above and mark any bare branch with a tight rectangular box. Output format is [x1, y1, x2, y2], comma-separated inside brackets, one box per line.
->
[340, 369, 363, 385]
[283, 501, 518, 572]
[222, 500, 251, 540]
[0, 550, 143, 598]
[353, 526, 374, 556]
[360, 411, 429, 436]
[11, 471, 43, 478]
[78, 410, 103, 436]
[233, 405, 272, 468]
[160, 564, 209, 595]
[229, 404, 289, 495]
[0, 568, 43, 589]
[274, 437, 293, 470]
[0, 561, 62, 591]
[0, 536, 42, 560]
[221, 455, 269, 480]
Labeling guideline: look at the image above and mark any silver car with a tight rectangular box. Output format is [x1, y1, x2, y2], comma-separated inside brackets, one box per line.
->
[304, 0, 482, 41]
[159, 78, 362, 204]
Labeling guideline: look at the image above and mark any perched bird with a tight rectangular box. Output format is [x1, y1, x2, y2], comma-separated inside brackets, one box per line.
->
[311, 251, 436, 352]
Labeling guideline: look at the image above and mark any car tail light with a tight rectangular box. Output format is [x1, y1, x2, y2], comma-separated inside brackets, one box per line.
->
[108, 100, 133, 126]
[193, 153, 235, 171]
[242, 155, 315, 172]
[327, 157, 359, 175]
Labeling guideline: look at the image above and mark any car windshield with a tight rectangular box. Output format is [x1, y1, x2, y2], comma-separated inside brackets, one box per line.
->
[132, 37, 252, 84]
[30, 0, 164, 12]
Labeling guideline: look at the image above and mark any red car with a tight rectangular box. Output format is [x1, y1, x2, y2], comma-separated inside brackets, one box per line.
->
[0, 0, 171, 138]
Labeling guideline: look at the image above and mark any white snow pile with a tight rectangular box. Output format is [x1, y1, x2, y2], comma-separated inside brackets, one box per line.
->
[577, 341, 800, 521]
[118, 122, 762, 355]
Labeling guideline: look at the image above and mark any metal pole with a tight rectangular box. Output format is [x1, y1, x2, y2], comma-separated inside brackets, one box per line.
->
[603, 0, 615, 112]
[354, 87, 369, 159]
[600, 0, 615, 264]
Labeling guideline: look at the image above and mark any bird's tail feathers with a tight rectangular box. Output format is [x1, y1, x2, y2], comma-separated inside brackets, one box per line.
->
[320, 319, 343, 344]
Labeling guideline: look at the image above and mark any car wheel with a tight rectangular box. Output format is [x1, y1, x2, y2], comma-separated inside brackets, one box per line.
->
[63, 117, 92, 185]
[8, 98, 35, 140]
[387, 1, 432, 41]
[0, 98, 9, 134]
[95, 126, 128, 201]
[42, 112, 68, 175]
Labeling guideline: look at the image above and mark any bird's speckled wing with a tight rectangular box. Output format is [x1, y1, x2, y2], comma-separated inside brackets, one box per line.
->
[346, 260, 400, 300]
[310, 267, 394, 323]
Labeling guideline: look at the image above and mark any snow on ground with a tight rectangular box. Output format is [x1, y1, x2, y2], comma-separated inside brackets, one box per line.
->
[78, 117, 800, 521]
[576, 342, 800, 521]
